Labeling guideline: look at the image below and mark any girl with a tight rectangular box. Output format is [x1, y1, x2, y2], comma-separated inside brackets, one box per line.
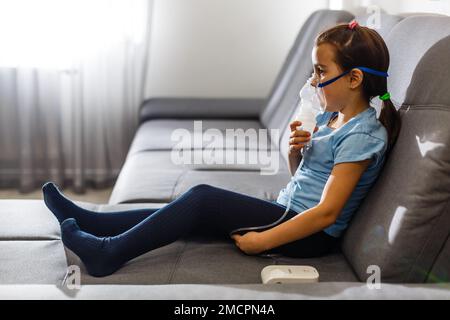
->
[43, 21, 400, 277]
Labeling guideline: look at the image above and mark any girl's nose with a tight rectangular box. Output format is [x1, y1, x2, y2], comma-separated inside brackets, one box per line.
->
[309, 72, 319, 87]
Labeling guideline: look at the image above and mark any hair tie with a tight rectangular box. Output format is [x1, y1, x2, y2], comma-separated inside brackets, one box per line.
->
[380, 92, 391, 101]
[348, 20, 359, 30]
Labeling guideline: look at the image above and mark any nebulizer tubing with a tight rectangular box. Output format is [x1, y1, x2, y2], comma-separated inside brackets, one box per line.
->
[228, 161, 302, 239]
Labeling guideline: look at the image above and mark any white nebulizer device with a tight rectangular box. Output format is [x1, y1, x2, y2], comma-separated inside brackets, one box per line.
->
[295, 77, 323, 146]
[261, 265, 319, 284]
[228, 77, 322, 243]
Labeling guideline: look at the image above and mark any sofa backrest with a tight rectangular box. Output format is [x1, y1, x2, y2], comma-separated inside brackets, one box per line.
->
[342, 15, 450, 283]
[260, 9, 353, 134]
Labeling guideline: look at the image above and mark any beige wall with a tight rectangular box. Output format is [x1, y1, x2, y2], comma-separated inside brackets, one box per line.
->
[144, 0, 327, 99]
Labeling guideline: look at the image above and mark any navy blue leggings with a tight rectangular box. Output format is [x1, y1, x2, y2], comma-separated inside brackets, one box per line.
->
[60, 184, 338, 261]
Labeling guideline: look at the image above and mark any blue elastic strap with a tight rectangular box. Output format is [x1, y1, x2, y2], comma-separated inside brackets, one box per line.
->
[356, 67, 389, 78]
[317, 66, 389, 88]
[317, 71, 350, 88]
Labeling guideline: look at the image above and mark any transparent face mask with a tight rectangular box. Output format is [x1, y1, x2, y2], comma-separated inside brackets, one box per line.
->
[308, 73, 326, 112]
[314, 84, 326, 111]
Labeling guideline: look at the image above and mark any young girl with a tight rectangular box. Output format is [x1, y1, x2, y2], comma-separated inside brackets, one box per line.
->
[43, 21, 400, 277]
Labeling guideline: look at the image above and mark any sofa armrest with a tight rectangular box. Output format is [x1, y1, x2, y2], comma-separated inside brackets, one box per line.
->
[139, 97, 266, 123]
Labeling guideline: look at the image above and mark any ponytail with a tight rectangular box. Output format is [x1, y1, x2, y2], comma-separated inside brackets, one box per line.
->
[379, 98, 401, 153]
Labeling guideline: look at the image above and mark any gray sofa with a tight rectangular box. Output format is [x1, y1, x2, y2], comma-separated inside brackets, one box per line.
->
[0, 10, 449, 299]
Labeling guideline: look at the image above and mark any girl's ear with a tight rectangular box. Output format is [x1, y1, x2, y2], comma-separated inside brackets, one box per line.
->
[349, 68, 364, 89]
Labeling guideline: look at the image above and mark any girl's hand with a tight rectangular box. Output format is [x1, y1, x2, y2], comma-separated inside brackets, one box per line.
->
[288, 121, 318, 155]
[231, 231, 267, 255]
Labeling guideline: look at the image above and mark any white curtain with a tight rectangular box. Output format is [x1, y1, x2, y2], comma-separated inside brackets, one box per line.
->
[0, 0, 153, 192]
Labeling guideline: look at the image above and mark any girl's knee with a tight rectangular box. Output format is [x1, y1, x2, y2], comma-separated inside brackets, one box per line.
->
[188, 184, 215, 195]
[190, 183, 212, 192]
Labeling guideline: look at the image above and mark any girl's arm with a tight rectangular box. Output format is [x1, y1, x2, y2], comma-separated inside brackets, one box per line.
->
[288, 151, 302, 176]
[261, 159, 371, 251]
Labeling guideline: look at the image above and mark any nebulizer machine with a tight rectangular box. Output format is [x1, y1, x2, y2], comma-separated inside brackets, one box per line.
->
[229, 75, 323, 239]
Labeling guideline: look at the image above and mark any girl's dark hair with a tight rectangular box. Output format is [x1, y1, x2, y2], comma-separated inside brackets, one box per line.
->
[315, 23, 401, 152]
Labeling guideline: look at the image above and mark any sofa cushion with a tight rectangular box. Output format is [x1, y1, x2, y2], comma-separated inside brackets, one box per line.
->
[172, 170, 290, 202]
[64, 239, 188, 285]
[0, 199, 165, 240]
[65, 235, 357, 285]
[128, 119, 267, 155]
[139, 98, 265, 123]
[0, 199, 61, 240]
[342, 16, 450, 283]
[0, 198, 357, 285]
[0, 240, 67, 284]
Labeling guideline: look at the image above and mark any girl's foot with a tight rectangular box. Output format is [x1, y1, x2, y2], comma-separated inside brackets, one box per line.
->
[42, 182, 87, 224]
[61, 218, 123, 277]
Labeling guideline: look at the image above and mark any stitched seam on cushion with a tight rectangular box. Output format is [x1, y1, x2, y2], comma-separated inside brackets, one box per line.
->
[130, 148, 175, 156]
[0, 239, 61, 242]
[167, 241, 188, 284]
[170, 170, 188, 201]
[405, 196, 450, 282]
[0, 237, 60, 241]
[425, 232, 450, 283]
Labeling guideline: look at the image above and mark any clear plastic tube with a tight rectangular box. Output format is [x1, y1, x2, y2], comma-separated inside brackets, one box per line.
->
[228, 181, 298, 238]
[228, 159, 304, 239]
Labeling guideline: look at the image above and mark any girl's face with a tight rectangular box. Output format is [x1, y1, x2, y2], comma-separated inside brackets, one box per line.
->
[311, 43, 351, 113]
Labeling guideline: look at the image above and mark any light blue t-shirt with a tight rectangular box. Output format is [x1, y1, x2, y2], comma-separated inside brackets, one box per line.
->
[277, 106, 388, 238]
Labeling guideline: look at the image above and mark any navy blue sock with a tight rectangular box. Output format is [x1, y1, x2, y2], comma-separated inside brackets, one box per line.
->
[42, 182, 158, 236]
[61, 218, 122, 277]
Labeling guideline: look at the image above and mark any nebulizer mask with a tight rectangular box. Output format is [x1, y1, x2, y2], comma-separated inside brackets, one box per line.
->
[295, 74, 325, 147]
